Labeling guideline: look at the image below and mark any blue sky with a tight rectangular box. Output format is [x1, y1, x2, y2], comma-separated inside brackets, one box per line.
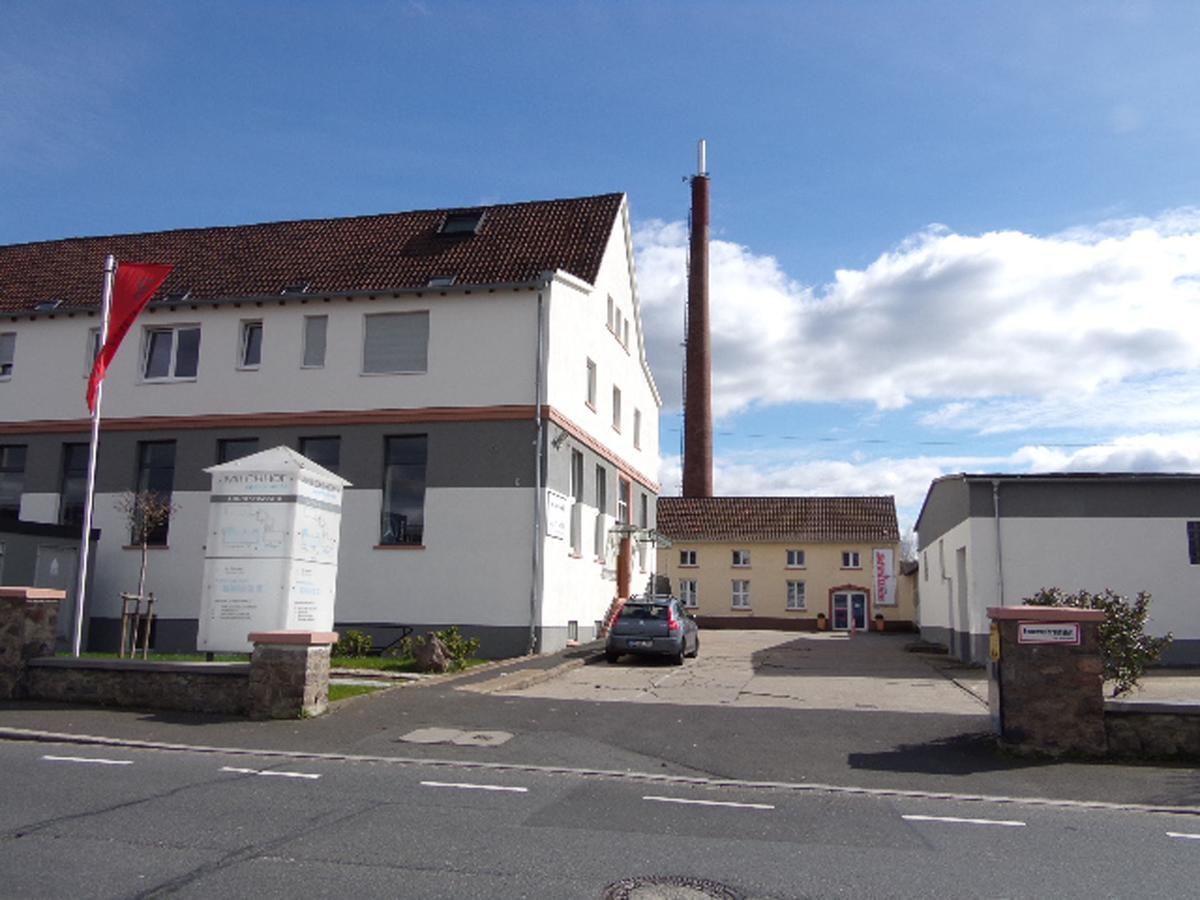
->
[4, 1, 1200, 533]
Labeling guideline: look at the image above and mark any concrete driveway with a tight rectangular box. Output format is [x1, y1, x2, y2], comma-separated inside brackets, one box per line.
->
[466, 630, 989, 715]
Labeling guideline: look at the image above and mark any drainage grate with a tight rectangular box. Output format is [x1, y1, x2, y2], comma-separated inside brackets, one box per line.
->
[601, 875, 742, 899]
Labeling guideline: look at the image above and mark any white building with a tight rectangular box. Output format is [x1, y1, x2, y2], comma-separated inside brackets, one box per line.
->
[0, 193, 661, 657]
[914, 473, 1200, 665]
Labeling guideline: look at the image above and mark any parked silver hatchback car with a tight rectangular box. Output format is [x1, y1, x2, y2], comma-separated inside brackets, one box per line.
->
[605, 595, 699, 665]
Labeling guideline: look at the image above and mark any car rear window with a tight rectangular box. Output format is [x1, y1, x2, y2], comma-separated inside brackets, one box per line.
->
[619, 604, 669, 620]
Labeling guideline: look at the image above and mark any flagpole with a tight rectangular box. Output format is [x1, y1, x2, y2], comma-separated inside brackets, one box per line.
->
[73, 254, 116, 657]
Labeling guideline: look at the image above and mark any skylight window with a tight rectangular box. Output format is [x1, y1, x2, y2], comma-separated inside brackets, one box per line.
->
[281, 280, 312, 294]
[427, 275, 457, 287]
[439, 211, 484, 235]
[33, 300, 62, 311]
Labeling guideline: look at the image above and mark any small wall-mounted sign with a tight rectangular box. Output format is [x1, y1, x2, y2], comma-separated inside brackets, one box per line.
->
[989, 623, 1001, 661]
[1018, 622, 1081, 645]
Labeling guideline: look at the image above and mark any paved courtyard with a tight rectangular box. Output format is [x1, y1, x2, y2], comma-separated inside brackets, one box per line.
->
[465, 630, 991, 714]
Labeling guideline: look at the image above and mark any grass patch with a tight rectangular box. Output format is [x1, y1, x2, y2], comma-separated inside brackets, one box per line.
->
[331, 655, 491, 673]
[59, 651, 248, 663]
[328, 683, 385, 702]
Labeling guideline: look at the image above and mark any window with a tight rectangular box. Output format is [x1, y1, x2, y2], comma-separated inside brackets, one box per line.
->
[302, 315, 328, 368]
[633, 409, 642, 449]
[59, 443, 89, 527]
[787, 580, 807, 610]
[440, 211, 483, 234]
[239, 320, 263, 368]
[85, 328, 101, 373]
[595, 465, 607, 514]
[1189, 521, 1200, 565]
[569, 450, 584, 553]
[606, 295, 614, 331]
[0, 445, 26, 520]
[842, 550, 861, 569]
[218, 438, 259, 464]
[612, 386, 622, 431]
[639, 493, 648, 529]
[732, 549, 751, 567]
[133, 441, 176, 545]
[143, 325, 200, 380]
[586, 359, 597, 407]
[679, 549, 697, 566]
[299, 436, 341, 474]
[786, 549, 806, 568]
[622, 320, 629, 348]
[680, 579, 698, 608]
[0, 332, 14, 379]
[614, 307, 623, 340]
[617, 477, 630, 524]
[732, 580, 751, 609]
[923, 551, 929, 581]
[426, 275, 457, 287]
[381, 435, 428, 545]
[363, 312, 429, 374]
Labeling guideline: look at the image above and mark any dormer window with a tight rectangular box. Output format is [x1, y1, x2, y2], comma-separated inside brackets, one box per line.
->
[427, 275, 457, 287]
[439, 211, 484, 235]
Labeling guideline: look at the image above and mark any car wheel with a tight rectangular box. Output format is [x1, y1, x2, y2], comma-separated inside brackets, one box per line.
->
[606, 651, 620, 664]
[672, 642, 685, 666]
[687, 635, 699, 658]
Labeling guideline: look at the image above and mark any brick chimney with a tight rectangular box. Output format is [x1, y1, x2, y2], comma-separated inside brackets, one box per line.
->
[682, 139, 713, 498]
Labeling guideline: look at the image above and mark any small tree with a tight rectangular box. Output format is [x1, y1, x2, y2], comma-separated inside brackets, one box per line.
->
[1025, 587, 1172, 697]
[115, 490, 177, 599]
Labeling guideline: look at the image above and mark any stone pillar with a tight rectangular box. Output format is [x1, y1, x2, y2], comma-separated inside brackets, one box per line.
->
[987, 605, 1107, 756]
[247, 630, 338, 720]
[0, 587, 65, 700]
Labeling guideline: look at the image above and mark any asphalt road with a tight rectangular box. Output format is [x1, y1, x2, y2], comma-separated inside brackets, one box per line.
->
[1, 739, 1198, 899]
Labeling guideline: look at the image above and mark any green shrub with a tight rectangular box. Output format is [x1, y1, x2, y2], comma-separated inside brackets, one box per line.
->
[1024, 587, 1172, 696]
[436, 624, 481, 666]
[334, 629, 373, 658]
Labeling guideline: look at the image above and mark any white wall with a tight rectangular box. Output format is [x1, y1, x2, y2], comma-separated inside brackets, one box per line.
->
[3, 290, 539, 422]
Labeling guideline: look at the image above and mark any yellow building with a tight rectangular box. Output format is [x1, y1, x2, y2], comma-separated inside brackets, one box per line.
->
[655, 496, 914, 631]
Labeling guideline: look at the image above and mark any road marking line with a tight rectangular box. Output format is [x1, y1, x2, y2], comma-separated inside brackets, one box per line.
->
[1167, 832, 1200, 840]
[643, 795, 775, 810]
[42, 755, 132, 766]
[220, 766, 320, 779]
[903, 814, 1025, 827]
[420, 780, 528, 793]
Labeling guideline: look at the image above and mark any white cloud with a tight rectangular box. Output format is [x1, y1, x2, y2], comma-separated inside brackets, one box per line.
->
[635, 211, 1200, 427]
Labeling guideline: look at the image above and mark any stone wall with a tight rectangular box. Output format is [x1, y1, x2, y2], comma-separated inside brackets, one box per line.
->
[26, 658, 250, 715]
[1105, 701, 1200, 760]
[0, 588, 63, 699]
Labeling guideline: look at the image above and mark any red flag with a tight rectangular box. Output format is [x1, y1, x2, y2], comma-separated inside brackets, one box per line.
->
[86, 261, 174, 413]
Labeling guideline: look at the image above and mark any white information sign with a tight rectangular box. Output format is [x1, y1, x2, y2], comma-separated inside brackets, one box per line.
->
[872, 548, 896, 607]
[198, 447, 350, 652]
[1018, 622, 1081, 645]
[545, 490, 570, 541]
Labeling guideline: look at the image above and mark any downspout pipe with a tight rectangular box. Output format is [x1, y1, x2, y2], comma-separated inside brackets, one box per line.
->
[528, 285, 547, 655]
[992, 479, 1005, 607]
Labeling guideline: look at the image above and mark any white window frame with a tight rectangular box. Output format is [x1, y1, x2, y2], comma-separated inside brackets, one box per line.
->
[679, 549, 697, 566]
[586, 358, 597, 408]
[786, 580, 806, 610]
[362, 311, 429, 375]
[732, 549, 751, 567]
[239, 319, 263, 369]
[622, 319, 630, 349]
[84, 328, 101, 376]
[633, 409, 642, 449]
[842, 550, 861, 569]
[680, 579, 698, 609]
[732, 579, 751, 609]
[302, 314, 328, 368]
[0, 332, 16, 380]
[612, 385, 622, 431]
[142, 324, 201, 382]
[786, 549, 806, 568]
[606, 295, 614, 332]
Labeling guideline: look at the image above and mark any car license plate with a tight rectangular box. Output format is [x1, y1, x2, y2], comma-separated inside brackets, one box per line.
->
[628, 640, 652, 649]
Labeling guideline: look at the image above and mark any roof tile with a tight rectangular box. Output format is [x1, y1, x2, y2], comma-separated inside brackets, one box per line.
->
[656, 496, 899, 543]
[0, 193, 624, 312]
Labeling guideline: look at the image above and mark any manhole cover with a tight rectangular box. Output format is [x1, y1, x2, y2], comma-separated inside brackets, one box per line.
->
[601, 875, 742, 899]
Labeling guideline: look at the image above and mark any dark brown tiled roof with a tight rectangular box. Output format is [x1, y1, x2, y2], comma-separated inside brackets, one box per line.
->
[0, 193, 624, 312]
[656, 496, 899, 543]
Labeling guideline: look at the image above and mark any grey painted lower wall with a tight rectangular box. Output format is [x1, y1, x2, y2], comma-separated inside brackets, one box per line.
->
[1158, 639, 1200, 667]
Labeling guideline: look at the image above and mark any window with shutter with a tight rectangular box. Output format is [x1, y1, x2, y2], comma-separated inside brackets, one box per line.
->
[363, 312, 429, 374]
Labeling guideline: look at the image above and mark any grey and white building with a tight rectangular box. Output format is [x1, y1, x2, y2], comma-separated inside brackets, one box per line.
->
[0, 193, 661, 657]
[915, 472, 1200, 665]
